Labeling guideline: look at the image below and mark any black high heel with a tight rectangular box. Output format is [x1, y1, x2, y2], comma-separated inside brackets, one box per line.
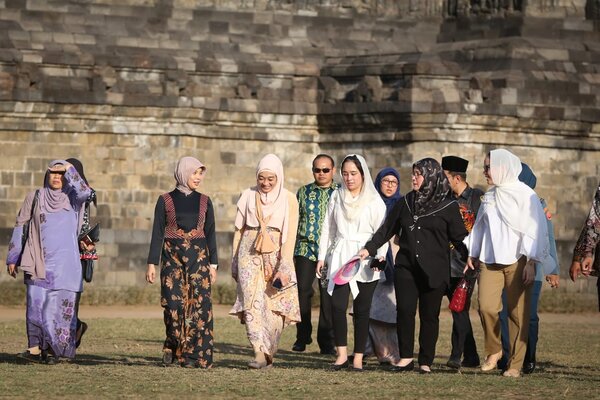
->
[390, 360, 414, 372]
[331, 360, 349, 371]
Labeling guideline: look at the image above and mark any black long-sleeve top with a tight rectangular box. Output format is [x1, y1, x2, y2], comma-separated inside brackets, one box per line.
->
[147, 190, 218, 266]
[364, 192, 468, 289]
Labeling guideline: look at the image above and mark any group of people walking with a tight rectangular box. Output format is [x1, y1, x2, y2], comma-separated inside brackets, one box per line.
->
[5, 149, 599, 376]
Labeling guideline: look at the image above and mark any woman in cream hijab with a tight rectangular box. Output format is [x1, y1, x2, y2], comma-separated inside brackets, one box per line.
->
[230, 154, 300, 369]
[465, 149, 548, 378]
[316, 154, 388, 371]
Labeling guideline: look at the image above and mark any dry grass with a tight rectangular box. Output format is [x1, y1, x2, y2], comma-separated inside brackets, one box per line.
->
[0, 307, 598, 399]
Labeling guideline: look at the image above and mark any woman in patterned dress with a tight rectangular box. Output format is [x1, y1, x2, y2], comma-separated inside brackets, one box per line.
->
[7, 160, 91, 364]
[146, 156, 218, 368]
[230, 153, 300, 369]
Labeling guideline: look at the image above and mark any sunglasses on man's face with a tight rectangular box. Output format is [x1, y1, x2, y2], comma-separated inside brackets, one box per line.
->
[312, 168, 331, 174]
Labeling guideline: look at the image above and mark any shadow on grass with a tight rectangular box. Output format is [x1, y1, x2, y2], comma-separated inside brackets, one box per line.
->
[0, 351, 166, 367]
[214, 341, 339, 369]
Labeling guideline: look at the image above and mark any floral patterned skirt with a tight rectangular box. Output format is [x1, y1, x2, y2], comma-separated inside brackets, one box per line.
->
[160, 237, 213, 368]
[230, 229, 300, 356]
[26, 284, 78, 358]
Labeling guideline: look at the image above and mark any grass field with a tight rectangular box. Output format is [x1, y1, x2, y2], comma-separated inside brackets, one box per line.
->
[0, 306, 599, 399]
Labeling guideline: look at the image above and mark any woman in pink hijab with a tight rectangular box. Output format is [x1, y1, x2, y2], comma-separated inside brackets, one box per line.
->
[230, 153, 300, 369]
[146, 156, 219, 369]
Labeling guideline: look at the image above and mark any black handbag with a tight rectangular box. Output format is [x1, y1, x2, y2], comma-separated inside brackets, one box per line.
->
[18, 190, 39, 265]
[81, 259, 94, 283]
[79, 222, 100, 283]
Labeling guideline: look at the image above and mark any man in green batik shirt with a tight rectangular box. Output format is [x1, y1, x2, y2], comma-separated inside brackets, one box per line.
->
[292, 154, 339, 355]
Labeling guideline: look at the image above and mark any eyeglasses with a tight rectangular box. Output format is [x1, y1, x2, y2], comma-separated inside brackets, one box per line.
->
[312, 168, 332, 174]
[381, 179, 398, 187]
[483, 164, 490, 172]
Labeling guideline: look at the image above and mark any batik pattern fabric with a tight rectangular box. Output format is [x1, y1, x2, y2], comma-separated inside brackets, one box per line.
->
[294, 182, 339, 262]
[450, 185, 484, 277]
[160, 193, 214, 368]
[230, 228, 300, 356]
[573, 181, 600, 273]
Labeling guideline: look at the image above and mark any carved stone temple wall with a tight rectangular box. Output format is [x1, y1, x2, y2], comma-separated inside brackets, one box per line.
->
[0, 0, 598, 294]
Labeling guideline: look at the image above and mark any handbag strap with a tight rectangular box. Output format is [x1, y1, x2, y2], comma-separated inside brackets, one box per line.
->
[29, 190, 39, 220]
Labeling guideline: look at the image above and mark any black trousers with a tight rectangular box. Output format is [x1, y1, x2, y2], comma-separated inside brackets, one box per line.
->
[294, 256, 335, 350]
[445, 277, 479, 363]
[331, 280, 378, 353]
[395, 264, 447, 366]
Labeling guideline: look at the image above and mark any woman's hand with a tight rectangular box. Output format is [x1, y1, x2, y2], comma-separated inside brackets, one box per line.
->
[522, 260, 536, 286]
[273, 270, 290, 287]
[7, 264, 17, 278]
[358, 248, 370, 260]
[146, 264, 156, 284]
[463, 257, 478, 274]
[79, 241, 95, 252]
[569, 260, 582, 281]
[581, 256, 594, 276]
[316, 260, 324, 278]
[210, 268, 217, 284]
[545, 274, 559, 288]
[49, 163, 69, 173]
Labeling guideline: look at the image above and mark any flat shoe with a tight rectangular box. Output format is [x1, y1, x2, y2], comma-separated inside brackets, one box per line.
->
[75, 321, 88, 349]
[481, 352, 502, 372]
[292, 342, 306, 352]
[419, 366, 432, 374]
[17, 350, 42, 363]
[446, 359, 461, 369]
[502, 369, 521, 378]
[348, 365, 364, 372]
[523, 362, 536, 374]
[248, 360, 272, 370]
[162, 350, 174, 366]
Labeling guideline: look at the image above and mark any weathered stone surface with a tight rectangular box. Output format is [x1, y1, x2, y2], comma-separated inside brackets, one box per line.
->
[0, 1, 598, 295]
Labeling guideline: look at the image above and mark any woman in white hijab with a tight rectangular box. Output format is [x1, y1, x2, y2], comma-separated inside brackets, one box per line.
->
[316, 154, 388, 371]
[465, 149, 548, 378]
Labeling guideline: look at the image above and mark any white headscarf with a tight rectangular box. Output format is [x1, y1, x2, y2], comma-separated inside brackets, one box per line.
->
[338, 154, 380, 221]
[484, 149, 548, 242]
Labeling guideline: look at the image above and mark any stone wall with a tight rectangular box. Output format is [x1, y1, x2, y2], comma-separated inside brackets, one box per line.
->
[0, 0, 598, 293]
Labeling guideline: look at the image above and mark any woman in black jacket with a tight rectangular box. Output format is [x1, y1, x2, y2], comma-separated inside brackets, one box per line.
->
[359, 158, 468, 373]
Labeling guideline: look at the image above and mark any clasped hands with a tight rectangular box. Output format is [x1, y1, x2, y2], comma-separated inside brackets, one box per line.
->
[569, 256, 594, 282]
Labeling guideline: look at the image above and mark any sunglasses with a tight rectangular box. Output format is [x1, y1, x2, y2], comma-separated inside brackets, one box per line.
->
[312, 168, 332, 174]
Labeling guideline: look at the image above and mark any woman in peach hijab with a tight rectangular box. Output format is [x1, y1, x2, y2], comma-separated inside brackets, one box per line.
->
[230, 154, 300, 369]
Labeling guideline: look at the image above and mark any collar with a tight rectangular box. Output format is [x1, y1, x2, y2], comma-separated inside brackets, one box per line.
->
[310, 181, 339, 190]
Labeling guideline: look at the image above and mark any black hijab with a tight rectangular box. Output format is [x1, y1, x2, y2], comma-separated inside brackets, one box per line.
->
[411, 158, 451, 216]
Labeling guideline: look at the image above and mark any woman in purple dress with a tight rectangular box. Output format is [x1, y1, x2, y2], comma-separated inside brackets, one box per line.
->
[6, 160, 91, 364]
